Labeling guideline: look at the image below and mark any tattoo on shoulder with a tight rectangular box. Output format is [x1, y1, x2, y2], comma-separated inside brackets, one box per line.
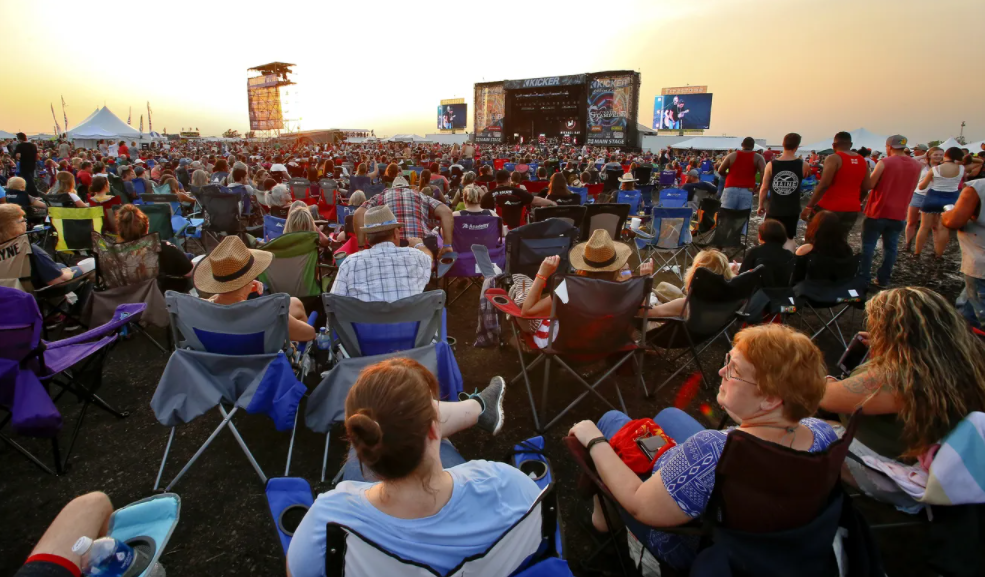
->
[841, 372, 887, 395]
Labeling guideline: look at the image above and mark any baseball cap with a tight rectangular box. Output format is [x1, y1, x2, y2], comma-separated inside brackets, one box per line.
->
[915, 144, 929, 151]
[687, 169, 700, 178]
[886, 135, 909, 149]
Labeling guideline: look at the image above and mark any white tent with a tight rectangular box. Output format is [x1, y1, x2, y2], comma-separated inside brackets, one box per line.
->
[0, 130, 15, 139]
[66, 106, 143, 148]
[967, 140, 985, 153]
[800, 128, 888, 153]
[389, 134, 429, 143]
[670, 136, 764, 151]
[938, 137, 964, 151]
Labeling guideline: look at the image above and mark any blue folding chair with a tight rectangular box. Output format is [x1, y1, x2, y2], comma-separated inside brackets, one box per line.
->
[699, 172, 716, 183]
[569, 187, 588, 205]
[107, 494, 181, 577]
[264, 215, 286, 241]
[333, 204, 355, 232]
[639, 184, 656, 212]
[657, 188, 688, 208]
[505, 162, 516, 172]
[635, 206, 694, 280]
[616, 190, 642, 215]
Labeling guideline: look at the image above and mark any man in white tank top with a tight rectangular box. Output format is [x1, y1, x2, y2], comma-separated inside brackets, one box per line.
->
[943, 180, 985, 328]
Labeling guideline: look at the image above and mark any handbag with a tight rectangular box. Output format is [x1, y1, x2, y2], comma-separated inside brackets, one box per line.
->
[610, 418, 676, 474]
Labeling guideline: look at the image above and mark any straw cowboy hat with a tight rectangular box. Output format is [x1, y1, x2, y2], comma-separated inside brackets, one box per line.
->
[194, 236, 273, 294]
[391, 176, 410, 188]
[569, 229, 632, 273]
[617, 173, 637, 183]
[361, 205, 402, 234]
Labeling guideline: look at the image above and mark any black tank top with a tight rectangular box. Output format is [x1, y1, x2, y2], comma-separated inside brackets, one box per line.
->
[766, 158, 804, 216]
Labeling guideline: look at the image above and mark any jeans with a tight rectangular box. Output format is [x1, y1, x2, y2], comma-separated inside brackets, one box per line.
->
[859, 217, 904, 286]
[719, 187, 753, 210]
[597, 407, 705, 444]
[957, 275, 985, 330]
[342, 439, 466, 482]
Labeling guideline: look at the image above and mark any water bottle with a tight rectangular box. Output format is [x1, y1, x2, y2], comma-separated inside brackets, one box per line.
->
[73, 536, 137, 576]
[316, 327, 329, 351]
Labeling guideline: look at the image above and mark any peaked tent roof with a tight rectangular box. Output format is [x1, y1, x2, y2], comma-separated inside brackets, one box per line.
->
[66, 106, 142, 140]
[800, 128, 889, 153]
[0, 130, 15, 139]
[669, 136, 764, 151]
[938, 137, 964, 150]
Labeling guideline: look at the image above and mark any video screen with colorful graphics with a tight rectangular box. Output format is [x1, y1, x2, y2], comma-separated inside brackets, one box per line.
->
[586, 74, 635, 146]
[653, 93, 714, 130]
[437, 104, 467, 130]
[474, 83, 506, 143]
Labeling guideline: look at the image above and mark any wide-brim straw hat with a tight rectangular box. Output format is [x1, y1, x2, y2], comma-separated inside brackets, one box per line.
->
[361, 205, 402, 234]
[569, 229, 632, 273]
[617, 173, 637, 183]
[194, 236, 273, 294]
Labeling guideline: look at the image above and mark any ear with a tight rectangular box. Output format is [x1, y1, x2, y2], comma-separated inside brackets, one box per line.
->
[759, 395, 784, 414]
[427, 419, 441, 441]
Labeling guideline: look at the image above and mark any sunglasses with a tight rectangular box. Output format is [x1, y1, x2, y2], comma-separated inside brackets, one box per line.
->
[723, 352, 757, 386]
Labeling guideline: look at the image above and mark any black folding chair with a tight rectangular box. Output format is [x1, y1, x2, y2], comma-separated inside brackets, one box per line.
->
[504, 218, 580, 279]
[792, 253, 867, 348]
[603, 169, 623, 193]
[532, 205, 588, 236]
[581, 203, 630, 243]
[197, 184, 244, 249]
[694, 207, 751, 260]
[41, 193, 76, 208]
[743, 253, 797, 323]
[648, 266, 763, 393]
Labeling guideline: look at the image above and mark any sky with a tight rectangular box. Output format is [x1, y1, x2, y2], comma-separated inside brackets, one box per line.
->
[1, 0, 983, 145]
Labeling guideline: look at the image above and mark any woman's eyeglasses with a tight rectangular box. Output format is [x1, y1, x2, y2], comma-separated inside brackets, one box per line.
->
[723, 352, 757, 386]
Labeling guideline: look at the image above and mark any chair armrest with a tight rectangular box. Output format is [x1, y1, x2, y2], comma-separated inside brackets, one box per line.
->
[484, 288, 551, 320]
[644, 315, 686, 323]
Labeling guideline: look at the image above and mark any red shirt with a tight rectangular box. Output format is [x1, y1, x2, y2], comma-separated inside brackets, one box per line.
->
[77, 170, 92, 186]
[118, 144, 129, 158]
[865, 155, 922, 221]
[818, 152, 867, 212]
[724, 150, 758, 189]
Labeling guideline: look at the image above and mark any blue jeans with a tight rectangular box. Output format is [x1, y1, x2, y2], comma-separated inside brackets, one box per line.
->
[719, 187, 753, 210]
[342, 439, 466, 482]
[597, 407, 705, 444]
[957, 275, 985, 330]
[859, 217, 904, 286]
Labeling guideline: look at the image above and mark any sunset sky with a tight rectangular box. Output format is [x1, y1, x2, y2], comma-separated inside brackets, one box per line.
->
[2, 0, 982, 144]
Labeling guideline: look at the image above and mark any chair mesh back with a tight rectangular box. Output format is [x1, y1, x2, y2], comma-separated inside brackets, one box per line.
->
[505, 219, 580, 279]
[684, 266, 762, 339]
[322, 291, 445, 358]
[0, 235, 34, 291]
[658, 189, 687, 208]
[805, 253, 860, 283]
[581, 204, 630, 241]
[603, 170, 622, 191]
[166, 291, 290, 354]
[758, 254, 796, 288]
[288, 178, 311, 200]
[550, 276, 651, 354]
[711, 412, 860, 533]
[709, 208, 750, 248]
[651, 208, 693, 249]
[48, 206, 103, 252]
[92, 232, 161, 289]
[199, 185, 241, 233]
[44, 193, 75, 208]
[532, 206, 587, 232]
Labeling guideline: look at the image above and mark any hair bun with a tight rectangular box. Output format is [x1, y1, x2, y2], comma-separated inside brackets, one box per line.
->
[346, 410, 384, 466]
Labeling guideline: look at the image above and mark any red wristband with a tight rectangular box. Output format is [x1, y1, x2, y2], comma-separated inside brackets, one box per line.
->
[24, 554, 81, 577]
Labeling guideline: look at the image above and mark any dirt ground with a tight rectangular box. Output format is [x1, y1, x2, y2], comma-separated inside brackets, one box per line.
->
[0, 214, 970, 576]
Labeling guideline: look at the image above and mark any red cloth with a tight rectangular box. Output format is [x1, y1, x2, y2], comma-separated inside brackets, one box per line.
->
[23, 554, 81, 577]
[865, 155, 922, 221]
[724, 150, 758, 189]
[77, 170, 92, 187]
[610, 418, 676, 474]
[819, 151, 868, 212]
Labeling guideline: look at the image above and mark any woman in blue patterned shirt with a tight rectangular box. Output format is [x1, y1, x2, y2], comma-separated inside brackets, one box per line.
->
[569, 324, 838, 570]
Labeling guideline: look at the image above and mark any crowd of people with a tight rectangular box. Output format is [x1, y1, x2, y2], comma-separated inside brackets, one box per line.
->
[4, 128, 985, 577]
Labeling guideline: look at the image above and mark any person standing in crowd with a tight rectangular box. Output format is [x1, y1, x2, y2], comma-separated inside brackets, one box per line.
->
[57, 139, 71, 160]
[717, 137, 766, 210]
[905, 144, 934, 250]
[13, 133, 39, 197]
[915, 147, 965, 258]
[943, 177, 985, 328]
[859, 135, 922, 288]
[801, 131, 872, 239]
[758, 132, 809, 250]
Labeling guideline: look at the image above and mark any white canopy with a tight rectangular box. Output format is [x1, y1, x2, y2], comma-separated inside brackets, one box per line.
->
[388, 134, 429, 143]
[967, 140, 985, 153]
[66, 106, 143, 142]
[800, 128, 888, 153]
[670, 136, 764, 151]
[938, 137, 964, 151]
[0, 130, 15, 139]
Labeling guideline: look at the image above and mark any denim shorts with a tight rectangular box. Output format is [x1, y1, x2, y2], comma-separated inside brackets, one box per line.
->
[720, 187, 753, 210]
[909, 191, 925, 208]
[921, 190, 959, 213]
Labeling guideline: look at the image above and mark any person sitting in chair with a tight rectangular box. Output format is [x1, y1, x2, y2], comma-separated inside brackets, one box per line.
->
[569, 324, 837, 571]
[47, 171, 88, 208]
[648, 249, 738, 318]
[453, 184, 494, 217]
[283, 201, 330, 248]
[1, 204, 82, 288]
[194, 235, 314, 342]
[287, 358, 530, 577]
[331, 205, 433, 303]
[793, 209, 854, 282]
[116, 205, 194, 293]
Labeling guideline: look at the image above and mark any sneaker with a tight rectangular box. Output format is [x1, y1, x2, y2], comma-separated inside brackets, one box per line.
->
[44, 313, 66, 330]
[461, 376, 506, 435]
[63, 318, 84, 332]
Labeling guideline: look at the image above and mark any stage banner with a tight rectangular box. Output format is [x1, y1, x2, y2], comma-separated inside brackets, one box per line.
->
[503, 74, 585, 90]
[474, 83, 505, 144]
[586, 73, 635, 146]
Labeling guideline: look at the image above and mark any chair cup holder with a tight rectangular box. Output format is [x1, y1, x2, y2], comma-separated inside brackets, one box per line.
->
[278, 504, 310, 537]
[491, 295, 510, 306]
[121, 537, 156, 577]
[518, 459, 548, 482]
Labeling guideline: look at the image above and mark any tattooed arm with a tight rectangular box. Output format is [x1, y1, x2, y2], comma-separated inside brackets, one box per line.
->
[819, 370, 901, 415]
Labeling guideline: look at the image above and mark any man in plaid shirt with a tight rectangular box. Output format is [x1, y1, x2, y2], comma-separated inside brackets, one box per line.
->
[354, 176, 454, 254]
[331, 205, 434, 302]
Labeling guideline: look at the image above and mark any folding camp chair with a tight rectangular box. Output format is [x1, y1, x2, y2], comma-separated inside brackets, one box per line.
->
[657, 188, 687, 208]
[48, 206, 103, 254]
[486, 275, 653, 432]
[694, 207, 751, 259]
[699, 172, 716, 183]
[639, 184, 656, 212]
[581, 203, 630, 243]
[444, 215, 505, 305]
[317, 179, 340, 221]
[648, 266, 763, 393]
[633, 166, 653, 185]
[89, 232, 169, 352]
[258, 231, 326, 303]
[0, 287, 145, 475]
[505, 218, 581, 279]
[616, 190, 642, 215]
[658, 170, 677, 188]
[495, 193, 530, 230]
[532, 205, 588, 234]
[585, 183, 603, 201]
[263, 215, 286, 241]
[151, 292, 307, 490]
[634, 207, 694, 279]
[563, 411, 874, 577]
[107, 173, 132, 205]
[568, 187, 588, 205]
[743, 252, 797, 324]
[106, 493, 181, 577]
[42, 193, 76, 209]
[288, 178, 317, 205]
[792, 253, 867, 348]
[322, 290, 446, 362]
[525, 180, 549, 195]
[603, 170, 623, 193]
[197, 184, 244, 249]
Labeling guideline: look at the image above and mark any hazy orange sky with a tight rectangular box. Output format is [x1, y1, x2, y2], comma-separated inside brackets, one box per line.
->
[2, 0, 982, 144]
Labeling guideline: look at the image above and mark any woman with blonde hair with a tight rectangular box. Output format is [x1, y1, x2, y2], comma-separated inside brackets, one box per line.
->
[453, 185, 493, 217]
[905, 146, 942, 250]
[161, 175, 196, 204]
[820, 287, 985, 506]
[190, 169, 209, 191]
[48, 171, 88, 207]
[283, 201, 330, 247]
[648, 249, 737, 318]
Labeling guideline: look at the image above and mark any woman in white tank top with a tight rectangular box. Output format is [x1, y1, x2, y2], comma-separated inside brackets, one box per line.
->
[907, 147, 941, 250]
[916, 147, 966, 257]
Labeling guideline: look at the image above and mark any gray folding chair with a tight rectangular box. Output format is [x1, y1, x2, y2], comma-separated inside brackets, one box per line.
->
[151, 292, 304, 491]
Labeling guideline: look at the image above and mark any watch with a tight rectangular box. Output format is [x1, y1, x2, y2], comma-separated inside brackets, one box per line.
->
[586, 436, 609, 452]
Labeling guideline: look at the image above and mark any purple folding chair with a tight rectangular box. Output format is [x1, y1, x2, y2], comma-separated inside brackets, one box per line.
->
[0, 286, 145, 474]
[444, 214, 505, 305]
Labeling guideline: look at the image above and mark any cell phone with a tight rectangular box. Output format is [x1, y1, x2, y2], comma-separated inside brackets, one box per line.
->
[636, 435, 667, 461]
[838, 334, 869, 375]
